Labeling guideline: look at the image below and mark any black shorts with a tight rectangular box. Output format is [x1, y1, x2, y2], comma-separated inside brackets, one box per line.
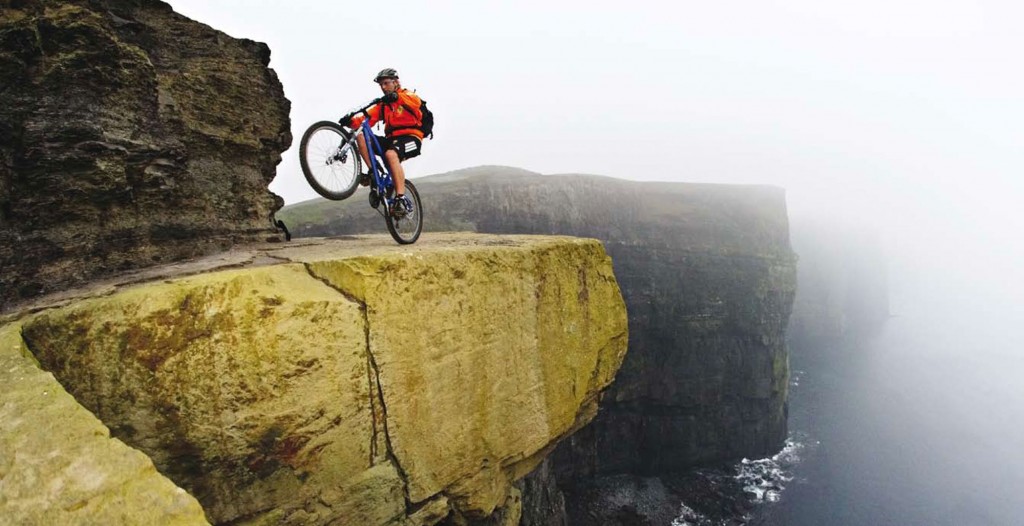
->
[376, 134, 422, 162]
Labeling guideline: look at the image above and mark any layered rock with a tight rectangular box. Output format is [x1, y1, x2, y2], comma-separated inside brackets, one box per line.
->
[0, 0, 292, 309]
[3, 234, 628, 525]
[279, 168, 797, 521]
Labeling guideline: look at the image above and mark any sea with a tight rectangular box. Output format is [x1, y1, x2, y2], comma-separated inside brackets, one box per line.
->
[672, 286, 1024, 526]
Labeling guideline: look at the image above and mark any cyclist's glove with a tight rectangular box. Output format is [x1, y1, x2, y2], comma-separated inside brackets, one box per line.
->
[339, 113, 354, 126]
[381, 91, 399, 103]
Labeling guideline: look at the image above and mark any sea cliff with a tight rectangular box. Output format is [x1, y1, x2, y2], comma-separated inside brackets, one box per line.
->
[279, 167, 798, 523]
[1, 234, 629, 525]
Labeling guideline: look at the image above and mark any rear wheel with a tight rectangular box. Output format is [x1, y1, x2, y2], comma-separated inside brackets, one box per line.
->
[385, 180, 423, 245]
[299, 121, 361, 200]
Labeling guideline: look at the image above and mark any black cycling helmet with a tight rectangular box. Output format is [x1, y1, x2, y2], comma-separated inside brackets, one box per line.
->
[373, 68, 399, 83]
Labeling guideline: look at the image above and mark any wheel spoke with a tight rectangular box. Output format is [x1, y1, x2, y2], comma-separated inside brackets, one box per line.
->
[385, 180, 422, 244]
[300, 122, 361, 199]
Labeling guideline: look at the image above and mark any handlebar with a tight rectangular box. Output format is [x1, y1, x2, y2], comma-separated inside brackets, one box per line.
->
[339, 97, 384, 127]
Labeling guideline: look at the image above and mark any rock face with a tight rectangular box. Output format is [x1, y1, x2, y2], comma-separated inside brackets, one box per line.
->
[3, 234, 628, 525]
[0, 0, 292, 309]
[279, 167, 797, 522]
[0, 323, 210, 525]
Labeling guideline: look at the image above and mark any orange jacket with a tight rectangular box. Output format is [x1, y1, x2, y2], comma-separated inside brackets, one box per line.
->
[350, 89, 425, 139]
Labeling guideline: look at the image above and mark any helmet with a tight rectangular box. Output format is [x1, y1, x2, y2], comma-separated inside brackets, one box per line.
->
[373, 68, 399, 83]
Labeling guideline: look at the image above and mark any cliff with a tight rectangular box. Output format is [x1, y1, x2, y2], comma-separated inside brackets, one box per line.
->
[0, 234, 628, 525]
[788, 218, 889, 356]
[279, 168, 797, 522]
[0, 322, 209, 525]
[0, 0, 292, 309]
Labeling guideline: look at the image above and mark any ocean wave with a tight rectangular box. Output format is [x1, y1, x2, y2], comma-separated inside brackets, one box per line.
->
[671, 433, 815, 525]
[736, 437, 804, 503]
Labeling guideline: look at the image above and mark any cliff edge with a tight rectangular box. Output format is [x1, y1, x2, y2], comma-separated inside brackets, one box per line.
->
[280, 169, 797, 524]
[283, 170, 796, 470]
[0, 234, 629, 525]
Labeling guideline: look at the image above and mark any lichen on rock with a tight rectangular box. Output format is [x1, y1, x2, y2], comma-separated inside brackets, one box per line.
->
[281, 170, 798, 473]
[6, 234, 628, 525]
[279, 170, 798, 523]
[0, 322, 210, 525]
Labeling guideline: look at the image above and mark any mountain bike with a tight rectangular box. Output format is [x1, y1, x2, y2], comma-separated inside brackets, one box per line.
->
[299, 98, 423, 244]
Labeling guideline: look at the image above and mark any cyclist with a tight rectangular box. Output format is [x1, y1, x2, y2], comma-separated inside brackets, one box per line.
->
[347, 67, 426, 216]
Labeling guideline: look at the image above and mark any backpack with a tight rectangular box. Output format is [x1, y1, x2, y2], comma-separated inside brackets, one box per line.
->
[417, 100, 434, 139]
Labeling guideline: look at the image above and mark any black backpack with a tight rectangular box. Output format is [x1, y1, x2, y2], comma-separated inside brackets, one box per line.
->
[417, 100, 434, 139]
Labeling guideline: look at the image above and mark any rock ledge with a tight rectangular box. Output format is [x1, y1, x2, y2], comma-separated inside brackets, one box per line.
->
[2, 233, 628, 525]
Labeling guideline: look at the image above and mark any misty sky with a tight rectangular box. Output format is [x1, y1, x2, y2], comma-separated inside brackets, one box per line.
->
[169, 0, 1023, 300]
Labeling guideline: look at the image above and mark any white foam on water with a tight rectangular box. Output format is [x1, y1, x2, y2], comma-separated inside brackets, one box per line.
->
[672, 433, 817, 525]
[670, 503, 702, 526]
[736, 437, 805, 504]
[671, 502, 721, 526]
[790, 369, 805, 387]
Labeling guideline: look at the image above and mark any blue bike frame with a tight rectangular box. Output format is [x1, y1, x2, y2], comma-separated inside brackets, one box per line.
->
[358, 117, 393, 196]
[346, 103, 402, 216]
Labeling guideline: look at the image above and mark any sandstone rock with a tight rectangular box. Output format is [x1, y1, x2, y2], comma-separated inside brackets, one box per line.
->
[7, 234, 628, 525]
[0, 323, 209, 525]
[278, 169, 796, 523]
[280, 169, 796, 471]
[0, 0, 291, 309]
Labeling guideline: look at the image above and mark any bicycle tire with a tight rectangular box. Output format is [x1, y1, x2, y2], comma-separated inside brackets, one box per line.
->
[385, 180, 423, 245]
[299, 121, 361, 201]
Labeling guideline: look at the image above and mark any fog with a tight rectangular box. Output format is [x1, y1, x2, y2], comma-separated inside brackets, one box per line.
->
[168, 0, 1022, 300]
[168, 1, 1023, 521]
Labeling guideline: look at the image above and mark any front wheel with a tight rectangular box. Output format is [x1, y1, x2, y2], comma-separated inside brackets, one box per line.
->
[385, 180, 423, 245]
[299, 121, 361, 200]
